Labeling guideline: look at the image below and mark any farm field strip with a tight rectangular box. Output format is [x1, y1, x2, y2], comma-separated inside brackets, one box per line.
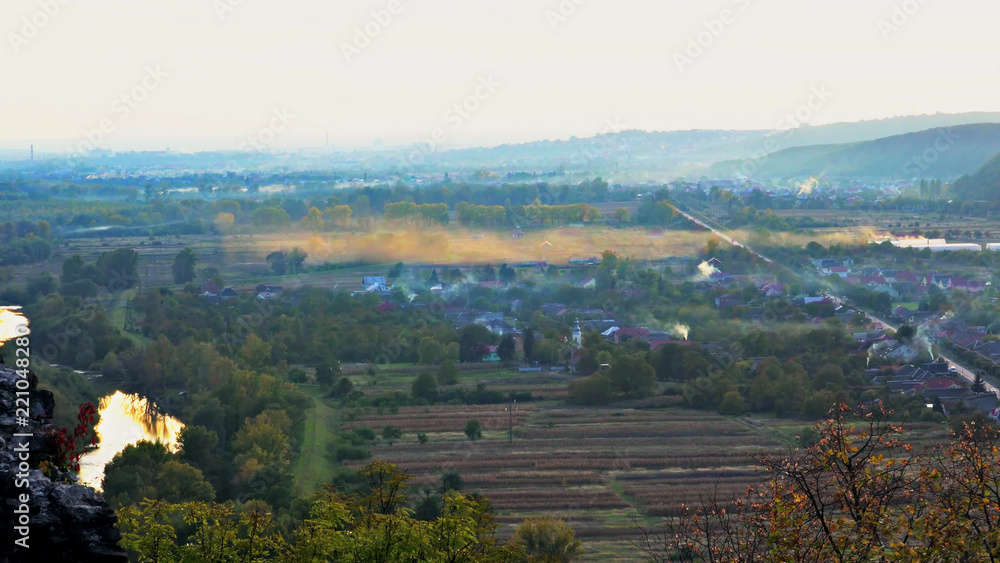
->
[335, 401, 783, 559]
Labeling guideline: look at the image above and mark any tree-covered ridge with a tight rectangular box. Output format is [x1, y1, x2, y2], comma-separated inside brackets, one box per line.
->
[951, 151, 1000, 201]
[709, 123, 1000, 180]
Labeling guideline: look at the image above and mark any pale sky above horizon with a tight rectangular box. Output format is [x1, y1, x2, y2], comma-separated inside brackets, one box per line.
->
[2, 0, 999, 152]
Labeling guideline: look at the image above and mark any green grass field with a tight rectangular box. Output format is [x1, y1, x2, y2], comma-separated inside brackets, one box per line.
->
[291, 385, 341, 496]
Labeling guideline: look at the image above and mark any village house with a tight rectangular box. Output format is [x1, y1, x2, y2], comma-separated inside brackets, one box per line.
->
[256, 284, 283, 300]
[481, 345, 501, 362]
[880, 341, 922, 363]
[219, 287, 240, 301]
[714, 295, 743, 309]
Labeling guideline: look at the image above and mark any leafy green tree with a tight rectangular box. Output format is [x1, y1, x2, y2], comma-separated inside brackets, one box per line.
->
[382, 425, 403, 445]
[440, 471, 463, 493]
[96, 248, 139, 290]
[103, 441, 213, 507]
[332, 376, 354, 398]
[932, 396, 944, 414]
[265, 248, 306, 276]
[607, 354, 656, 399]
[497, 333, 516, 362]
[119, 499, 284, 563]
[26, 272, 56, 299]
[459, 324, 495, 363]
[388, 261, 405, 279]
[316, 362, 339, 387]
[61, 254, 86, 284]
[513, 517, 583, 562]
[418, 337, 445, 365]
[171, 247, 198, 284]
[498, 263, 517, 283]
[238, 334, 272, 371]
[437, 359, 460, 385]
[896, 324, 917, 343]
[414, 494, 443, 522]
[287, 247, 308, 274]
[36, 220, 50, 239]
[61, 278, 98, 298]
[464, 419, 483, 441]
[568, 374, 614, 406]
[251, 206, 291, 230]
[177, 425, 220, 474]
[412, 372, 439, 402]
[815, 364, 846, 391]
[801, 390, 835, 419]
[156, 460, 216, 503]
[718, 390, 747, 416]
[523, 328, 535, 360]
[973, 373, 988, 394]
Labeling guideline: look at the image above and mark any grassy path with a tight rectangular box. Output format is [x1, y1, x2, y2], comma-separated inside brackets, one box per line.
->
[292, 386, 340, 495]
[106, 289, 149, 346]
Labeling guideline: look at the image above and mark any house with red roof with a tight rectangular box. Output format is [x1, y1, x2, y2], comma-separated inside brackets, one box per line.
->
[920, 378, 964, 392]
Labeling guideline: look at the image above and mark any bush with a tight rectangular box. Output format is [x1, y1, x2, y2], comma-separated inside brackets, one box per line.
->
[464, 419, 483, 441]
[440, 471, 463, 493]
[329, 443, 370, 462]
[382, 425, 403, 445]
[438, 359, 460, 385]
[466, 384, 505, 405]
[568, 374, 613, 406]
[288, 368, 307, 383]
[412, 373, 439, 402]
[351, 427, 376, 444]
[717, 391, 746, 416]
[512, 517, 583, 562]
[332, 377, 354, 398]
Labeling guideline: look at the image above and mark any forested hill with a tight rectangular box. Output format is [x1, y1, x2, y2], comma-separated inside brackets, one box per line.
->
[951, 152, 1000, 200]
[708, 123, 1000, 180]
[432, 113, 1000, 172]
[782, 111, 1000, 147]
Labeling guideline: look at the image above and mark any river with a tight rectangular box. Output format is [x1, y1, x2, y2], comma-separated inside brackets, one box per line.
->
[0, 306, 29, 343]
[78, 391, 184, 490]
[1, 308, 184, 489]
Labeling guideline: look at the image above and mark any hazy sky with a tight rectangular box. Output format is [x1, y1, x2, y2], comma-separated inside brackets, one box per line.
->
[3, 0, 999, 152]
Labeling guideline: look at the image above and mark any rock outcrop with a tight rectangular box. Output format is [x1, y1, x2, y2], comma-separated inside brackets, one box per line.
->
[0, 364, 127, 562]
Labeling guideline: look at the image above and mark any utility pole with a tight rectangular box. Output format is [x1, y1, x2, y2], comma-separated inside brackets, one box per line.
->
[507, 394, 516, 444]
[124, 296, 132, 332]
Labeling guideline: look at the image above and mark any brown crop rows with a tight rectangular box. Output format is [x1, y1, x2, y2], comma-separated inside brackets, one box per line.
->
[340, 402, 782, 554]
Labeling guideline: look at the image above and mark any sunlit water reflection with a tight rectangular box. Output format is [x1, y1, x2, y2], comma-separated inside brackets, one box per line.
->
[0, 306, 29, 344]
[78, 391, 184, 490]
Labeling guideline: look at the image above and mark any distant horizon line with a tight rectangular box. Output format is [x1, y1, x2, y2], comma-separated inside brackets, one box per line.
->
[4, 109, 1000, 158]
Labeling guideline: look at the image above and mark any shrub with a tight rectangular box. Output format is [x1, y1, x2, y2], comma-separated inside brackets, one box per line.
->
[327, 442, 370, 462]
[465, 419, 483, 441]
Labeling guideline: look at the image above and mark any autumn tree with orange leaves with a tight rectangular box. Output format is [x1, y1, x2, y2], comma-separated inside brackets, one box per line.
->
[638, 403, 1000, 562]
